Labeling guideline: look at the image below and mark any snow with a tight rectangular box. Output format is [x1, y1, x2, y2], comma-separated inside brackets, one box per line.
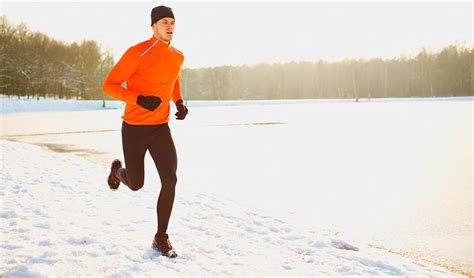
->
[0, 139, 461, 276]
[1, 94, 472, 114]
[1, 96, 471, 276]
[0, 96, 124, 114]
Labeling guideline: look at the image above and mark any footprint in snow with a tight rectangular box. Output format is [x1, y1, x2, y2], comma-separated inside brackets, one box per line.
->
[331, 239, 359, 251]
[33, 223, 50, 229]
[66, 236, 95, 245]
[38, 240, 52, 246]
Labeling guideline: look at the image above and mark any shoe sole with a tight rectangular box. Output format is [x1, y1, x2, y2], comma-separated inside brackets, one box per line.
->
[152, 246, 178, 258]
[108, 160, 121, 190]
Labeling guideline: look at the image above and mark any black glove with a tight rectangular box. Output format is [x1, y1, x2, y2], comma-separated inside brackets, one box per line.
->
[137, 95, 162, 111]
[175, 99, 188, 120]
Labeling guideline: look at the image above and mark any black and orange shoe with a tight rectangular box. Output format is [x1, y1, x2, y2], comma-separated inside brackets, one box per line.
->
[152, 233, 178, 258]
[107, 159, 122, 190]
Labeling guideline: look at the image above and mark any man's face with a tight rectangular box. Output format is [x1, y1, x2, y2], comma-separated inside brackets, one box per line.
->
[152, 17, 175, 43]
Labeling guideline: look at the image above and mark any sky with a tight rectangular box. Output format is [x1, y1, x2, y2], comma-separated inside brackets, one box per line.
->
[1, 1, 472, 68]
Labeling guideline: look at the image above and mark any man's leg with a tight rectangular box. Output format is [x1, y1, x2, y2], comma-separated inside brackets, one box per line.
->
[116, 121, 149, 191]
[147, 124, 178, 234]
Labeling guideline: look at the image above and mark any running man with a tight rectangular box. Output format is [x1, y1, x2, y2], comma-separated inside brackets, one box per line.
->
[102, 5, 188, 258]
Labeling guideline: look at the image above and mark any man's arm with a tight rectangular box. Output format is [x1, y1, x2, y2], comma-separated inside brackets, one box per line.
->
[172, 76, 188, 120]
[171, 76, 183, 104]
[102, 47, 141, 105]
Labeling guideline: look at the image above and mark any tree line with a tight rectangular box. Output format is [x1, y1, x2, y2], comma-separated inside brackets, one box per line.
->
[0, 16, 114, 100]
[182, 44, 472, 100]
[1, 16, 472, 101]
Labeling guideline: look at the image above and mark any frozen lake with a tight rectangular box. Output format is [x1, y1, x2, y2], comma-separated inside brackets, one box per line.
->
[1, 98, 472, 275]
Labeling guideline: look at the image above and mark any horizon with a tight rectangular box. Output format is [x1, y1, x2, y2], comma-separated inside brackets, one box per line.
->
[1, 1, 472, 68]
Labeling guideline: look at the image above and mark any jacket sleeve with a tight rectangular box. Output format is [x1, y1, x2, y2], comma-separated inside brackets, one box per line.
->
[172, 76, 183, 103]
[102, 47, 141, 105]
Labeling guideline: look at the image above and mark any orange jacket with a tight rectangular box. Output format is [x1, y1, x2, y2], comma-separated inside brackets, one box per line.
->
[103, 36, 184, 125]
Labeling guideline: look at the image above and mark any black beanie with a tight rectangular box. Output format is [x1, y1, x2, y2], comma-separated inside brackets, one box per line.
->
[150, 6, 174, 26]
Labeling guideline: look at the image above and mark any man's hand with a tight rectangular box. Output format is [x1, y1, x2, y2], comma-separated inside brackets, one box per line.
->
[137, 95, 162, 111]
[175, 99, 188, 120]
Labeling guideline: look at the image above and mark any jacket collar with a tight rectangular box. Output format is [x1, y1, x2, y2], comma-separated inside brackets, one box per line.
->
[150, 36, 171, 48]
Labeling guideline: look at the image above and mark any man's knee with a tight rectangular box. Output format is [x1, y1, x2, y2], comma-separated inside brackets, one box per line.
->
[127, 177, 144, 191]
[129, 182, 144, 191]
[170, 175, 177, 186]
[161, 173, 177, 189]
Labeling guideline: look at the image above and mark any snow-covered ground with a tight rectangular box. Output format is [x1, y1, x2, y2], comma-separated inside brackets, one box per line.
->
[1, 96, 472, 276]
[0, 96, 124, 114]
[0, 139, 461, 276]
[2, 94, 471, 114]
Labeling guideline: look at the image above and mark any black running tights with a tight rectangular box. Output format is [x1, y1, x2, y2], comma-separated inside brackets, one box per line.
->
[116, 121, 177, 234]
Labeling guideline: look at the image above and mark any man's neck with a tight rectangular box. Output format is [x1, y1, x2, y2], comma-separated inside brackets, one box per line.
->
[153, 34, 171, 46]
